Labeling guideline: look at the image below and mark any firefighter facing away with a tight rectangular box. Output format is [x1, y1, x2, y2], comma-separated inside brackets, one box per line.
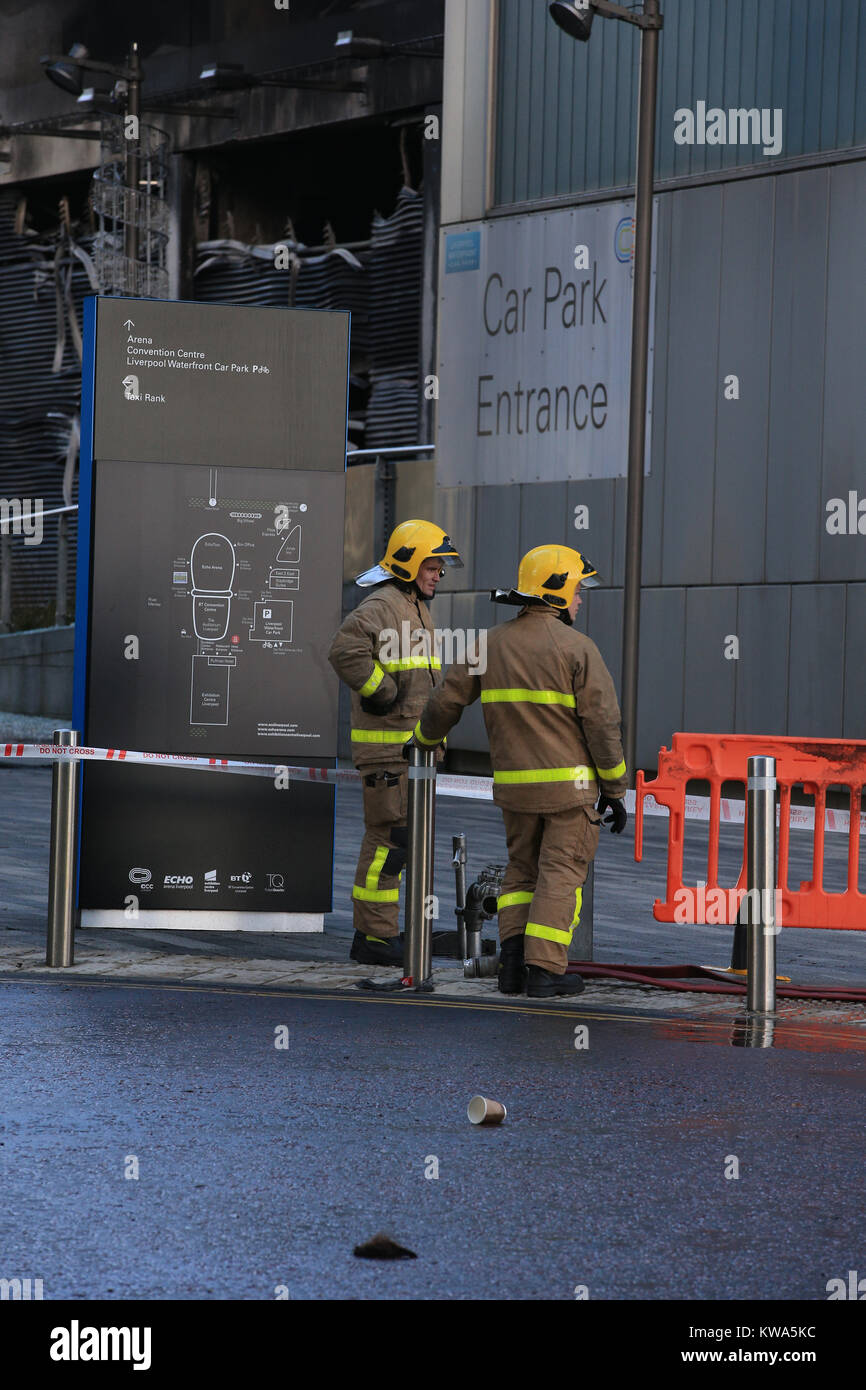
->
[328, 519, 463, 966]
[411, 545, 628, 998]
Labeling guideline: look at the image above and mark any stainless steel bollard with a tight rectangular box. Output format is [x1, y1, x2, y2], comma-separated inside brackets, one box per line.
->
[404, 745, 436, 989]
[46, 728, 80, 968]
[746, 755, 777, 1014]
[452, 833, 467, 959]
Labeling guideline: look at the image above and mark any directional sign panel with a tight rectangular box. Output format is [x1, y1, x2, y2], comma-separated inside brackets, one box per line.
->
[93, 297, 349, 470]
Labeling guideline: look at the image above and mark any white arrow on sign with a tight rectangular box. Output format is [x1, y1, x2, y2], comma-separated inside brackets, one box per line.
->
[124, 319, 135, 329]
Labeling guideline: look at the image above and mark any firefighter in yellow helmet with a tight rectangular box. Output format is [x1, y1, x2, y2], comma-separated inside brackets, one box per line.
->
[328, 520, 463, 965]
[411, 544, 627, 997]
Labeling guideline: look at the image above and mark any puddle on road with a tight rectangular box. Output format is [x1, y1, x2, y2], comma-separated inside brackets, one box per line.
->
[648, 1011, 866, 1054]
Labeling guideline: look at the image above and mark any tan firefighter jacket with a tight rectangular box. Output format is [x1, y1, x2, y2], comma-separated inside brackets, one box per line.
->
[416, 604, 627, 813]
[328, 581, 442, 772]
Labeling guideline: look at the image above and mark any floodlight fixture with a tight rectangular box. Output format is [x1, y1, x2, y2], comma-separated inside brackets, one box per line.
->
[41, 43, 90, 96]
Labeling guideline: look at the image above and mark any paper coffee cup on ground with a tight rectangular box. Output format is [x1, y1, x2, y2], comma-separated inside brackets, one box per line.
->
[467, 1095, 506, 1126]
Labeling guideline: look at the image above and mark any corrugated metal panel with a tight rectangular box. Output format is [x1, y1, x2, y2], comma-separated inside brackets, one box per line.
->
[0, 190, 85, 617]
[682, 588, 738, 734]
[787, 583, 846, 735]
[447, 591, 499, 751]
[494, 0, 866, 206]
[712, 178, 773, 585]
[660, 184, 722, 586]
[818, 159, 866, 582]
[581, 585, 623, 692]
[635, 587, 686, 767]
[843, 584, 866, 739]
[472, 484, 521, 590]
[565, 479, 616, 590]
[193, 188, 425, 453]
[518, 482, 568, 556]
[734, 586, 790, 734]
[367, 188, 424, 448]
[435, 485, 477, 592]
[765, 166, 828, 585]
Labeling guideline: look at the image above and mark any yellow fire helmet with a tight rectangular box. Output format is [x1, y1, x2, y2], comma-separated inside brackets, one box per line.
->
[356, 519, 464, 587]
[492, 544, 600, 609]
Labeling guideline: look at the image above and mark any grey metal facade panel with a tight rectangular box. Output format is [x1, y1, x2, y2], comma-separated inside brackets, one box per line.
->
[712, 178, 774, 585]
[582, 586, 623, 693]
[445, 591, 497, 752]
[566, 479, 617, 592]
[432, 590, 453, 637]
[434, 485, 478, 593]
[494, 0, 866, 207]
[787, 583, 846, 735]
[635, 587, 686, 768]
[495, 0, 520, 206]
[472, 484, 521, 590]
[660, 184, 723, 586]
[682, 587, 738, 734]
[735, 585, 791, 735]
[842, 583, 866, 738]
[764, 166, 829, 585]
[819, 159, 866, 581]
[519, 482, 569, 556]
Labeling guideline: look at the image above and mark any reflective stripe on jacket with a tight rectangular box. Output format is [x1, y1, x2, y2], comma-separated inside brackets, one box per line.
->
[328, 581, 442, 771]
[416, 605, 626, 812]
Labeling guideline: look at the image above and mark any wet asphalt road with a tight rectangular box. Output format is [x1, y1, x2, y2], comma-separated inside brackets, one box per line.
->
[1, 977, 864, 1302]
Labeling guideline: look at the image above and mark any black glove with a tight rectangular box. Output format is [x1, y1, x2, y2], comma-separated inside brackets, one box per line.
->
[597, 792, 628, 834]
[402, 731, 444, 759]
[401, 734, 421, 760]
[360, 692, 398, 716]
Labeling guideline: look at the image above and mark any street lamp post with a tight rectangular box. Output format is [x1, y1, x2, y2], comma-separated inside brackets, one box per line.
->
[549, 0, 663, 786]
[124, 42, 142, 268]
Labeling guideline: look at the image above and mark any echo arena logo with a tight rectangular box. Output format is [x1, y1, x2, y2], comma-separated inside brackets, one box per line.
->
[614, 217, 635, 264]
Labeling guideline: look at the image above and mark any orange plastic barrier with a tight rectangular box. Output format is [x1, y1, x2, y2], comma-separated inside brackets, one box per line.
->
[635, 733, 866, 930]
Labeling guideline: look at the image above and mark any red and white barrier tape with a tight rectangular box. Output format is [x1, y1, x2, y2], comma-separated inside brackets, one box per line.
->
[1, 742, 862, 833]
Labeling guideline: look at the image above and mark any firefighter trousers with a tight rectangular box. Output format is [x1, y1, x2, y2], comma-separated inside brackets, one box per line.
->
[497, 804, 601, 974]
[352, 765, 408, 939]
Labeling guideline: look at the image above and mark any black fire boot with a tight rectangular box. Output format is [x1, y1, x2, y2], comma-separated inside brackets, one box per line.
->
[349, 931, 404, 967]
[498, 936, 526, 995]
[526, 965, 586, 998]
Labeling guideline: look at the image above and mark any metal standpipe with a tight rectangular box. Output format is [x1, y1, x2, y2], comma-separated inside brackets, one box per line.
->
[452, 833, 467, 959]
[746, 755, 777, 1015]
[46, 729, 81, 968]
[404, 744, 436, 990]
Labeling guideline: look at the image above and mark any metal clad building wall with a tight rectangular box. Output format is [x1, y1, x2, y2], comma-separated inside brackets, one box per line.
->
[0, 190, 85, 616]
[441, 158, 866, 765]
[494, 0, 866, 206]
